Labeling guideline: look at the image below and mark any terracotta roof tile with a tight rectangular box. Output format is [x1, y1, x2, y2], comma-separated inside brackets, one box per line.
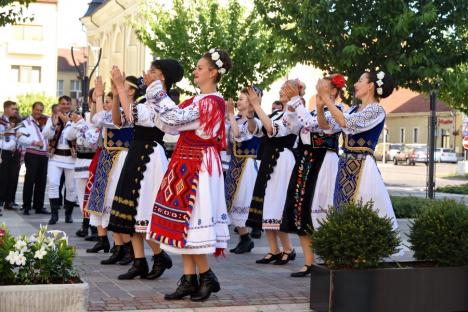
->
[57, 48, 87, 73]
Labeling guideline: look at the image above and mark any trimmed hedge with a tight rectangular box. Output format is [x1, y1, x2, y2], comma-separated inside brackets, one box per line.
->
[436, 183, 468, 195]
[391, 196, 429, 218]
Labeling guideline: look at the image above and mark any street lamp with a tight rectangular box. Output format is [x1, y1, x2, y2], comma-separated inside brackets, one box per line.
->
[71, 45, 102, 114]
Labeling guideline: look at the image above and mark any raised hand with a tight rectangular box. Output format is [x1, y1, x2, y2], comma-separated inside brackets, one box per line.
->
[246, 87, 261, 107]
[110, 65, 125, 89]
[70, 112, 82, 123]
[316, 79, 331, 98]
[226, 98, 235, 116]
[94, 76, 104, 98]
[283, 81, 300, 100]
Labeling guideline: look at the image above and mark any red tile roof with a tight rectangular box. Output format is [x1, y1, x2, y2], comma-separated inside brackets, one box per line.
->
[381, 88, 452, 114]
[57, 48, 87, 73]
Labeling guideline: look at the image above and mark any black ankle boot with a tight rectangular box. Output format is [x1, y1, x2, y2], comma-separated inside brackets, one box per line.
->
[76, 218, 90, 237]
[85, 226, 98, 241]
[118, 242, 134, 265]
[230, 233, 254, 254]
[164, 274, 199, 300]
[48, 198, 61, 225]
[101, 244, 125, 264]
[86, 236, 110, 253]
[64, 200, 74, 223]
[118, 258, 149, 280]
[250, 228, 262, 239]
[190, 269, 221, 302]
[147, 250, 172, 280]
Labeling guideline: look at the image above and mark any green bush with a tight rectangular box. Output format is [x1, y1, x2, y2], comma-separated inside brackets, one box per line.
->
[409, 200, 468, 266]
[391, 196, 430, 218]
[436, 183, 468, 195]
[311, 201, 400, 269]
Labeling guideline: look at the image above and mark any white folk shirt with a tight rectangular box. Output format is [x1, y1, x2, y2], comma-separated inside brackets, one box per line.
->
[42, 117, 75, 168]
[0, 115, 17, 151]
[17, 116, 48, 156]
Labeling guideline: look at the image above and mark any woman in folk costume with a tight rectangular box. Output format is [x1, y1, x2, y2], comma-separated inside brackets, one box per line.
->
[224, 88, 262, 254]
[107, 61, 183, 280]
[280, 74, 345, 277]
[147, 49, 232, 302]
[65, 92, 101, 239]
[86, 77, 133, 255]
[245, 81, 301, 265]
[316, 69, 398, 230]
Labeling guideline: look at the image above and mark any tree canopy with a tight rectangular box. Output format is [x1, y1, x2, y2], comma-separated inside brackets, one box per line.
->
[0, 0, 34, 27]
[255, 0, 468, 107]
[136, 0, 293, 99]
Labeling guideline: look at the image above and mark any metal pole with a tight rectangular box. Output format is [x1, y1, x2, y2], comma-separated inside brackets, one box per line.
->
[428, 91, 437, 199]
[383, 124, 387, 164]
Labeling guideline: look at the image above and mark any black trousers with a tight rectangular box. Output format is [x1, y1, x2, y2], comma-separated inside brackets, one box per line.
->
[23, 152, 48, 211]
[0, 150, 21, 205]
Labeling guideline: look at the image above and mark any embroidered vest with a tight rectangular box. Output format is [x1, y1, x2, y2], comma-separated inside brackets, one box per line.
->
[104, 128, 133, 150]
[342, 107, 384, 155]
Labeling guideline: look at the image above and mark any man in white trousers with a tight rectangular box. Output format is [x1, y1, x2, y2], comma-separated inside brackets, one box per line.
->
[43, 95, 77, 224]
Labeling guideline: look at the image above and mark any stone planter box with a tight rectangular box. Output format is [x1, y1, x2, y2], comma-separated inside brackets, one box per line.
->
[310, 264, 468, 312]
[0, 282, 89, 312]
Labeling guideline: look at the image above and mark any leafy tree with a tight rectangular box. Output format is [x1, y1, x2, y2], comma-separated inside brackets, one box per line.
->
[255, 0, 468, 103]
[135, 0, 293, 98]
[0, 0, 34, 27]
[438, 63, 468, 113]
[16, 92, 56, 117]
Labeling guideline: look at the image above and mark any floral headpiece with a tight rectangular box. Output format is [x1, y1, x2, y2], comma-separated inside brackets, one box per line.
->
[375, 71, 385, 96]
[208, 48, 226, 74]
[330, 74, 346, 89]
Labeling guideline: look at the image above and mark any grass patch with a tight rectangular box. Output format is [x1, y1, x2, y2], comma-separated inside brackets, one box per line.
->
[436, 183, 468, 194]
[391, 196, 429, 218]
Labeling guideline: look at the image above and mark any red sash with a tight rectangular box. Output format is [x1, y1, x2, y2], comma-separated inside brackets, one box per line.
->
[149, 95, 225, 250]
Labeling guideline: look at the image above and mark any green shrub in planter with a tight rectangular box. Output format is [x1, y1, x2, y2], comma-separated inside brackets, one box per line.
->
[310, 200, 400, 269]
[409, 200, 468, 266]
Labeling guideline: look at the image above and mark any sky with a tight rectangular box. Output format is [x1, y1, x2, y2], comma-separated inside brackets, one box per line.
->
[57, 0, 89, 48]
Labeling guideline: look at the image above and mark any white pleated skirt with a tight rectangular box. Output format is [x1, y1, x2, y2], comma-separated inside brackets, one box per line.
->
[229, 158, 258, 228]
[262, 149, 295, 230]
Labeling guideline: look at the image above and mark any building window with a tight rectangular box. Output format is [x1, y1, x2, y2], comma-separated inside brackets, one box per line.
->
[400, 128, 405, 143]
[413, 128, 418, 143]
[70, 80, 81, 99]
[12, 25, 43, 41]
[57, 80, 64, 97]
[11, 65, 41, 83]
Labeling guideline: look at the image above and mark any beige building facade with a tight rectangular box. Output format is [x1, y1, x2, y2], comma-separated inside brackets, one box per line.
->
[80, 0, 153, 87]
[0, 0, 58, 103]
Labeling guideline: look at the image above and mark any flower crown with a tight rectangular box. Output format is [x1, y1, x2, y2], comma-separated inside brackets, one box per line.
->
[208, 48, 226, 74]
[375, 71, 386, 96]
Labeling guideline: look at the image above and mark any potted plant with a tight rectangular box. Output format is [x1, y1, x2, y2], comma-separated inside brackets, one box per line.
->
[0, 224, 88, 312]
[309, 200, 468, 312]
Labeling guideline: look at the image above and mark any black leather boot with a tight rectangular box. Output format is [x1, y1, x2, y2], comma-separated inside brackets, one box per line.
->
[76, 218, 90, 237]
[48, 198, 60, 225]
[64, 200, 74, 223]
[118, 257, 149, 280]
[101, 244, 125, 265]
[190, 269, 221, 301]
[230, 233, 254, 254]
[117, 241, 134, 265]
[86, 235, 110, 253]
[85, 226, 98, 241]
[147, 250, 173, 280]
[250, 228, 262, 239]
[164, 274, 199, 300]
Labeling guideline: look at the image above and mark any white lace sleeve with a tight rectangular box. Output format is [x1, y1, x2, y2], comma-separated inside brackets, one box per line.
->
[341, 104, 386, 135]
[147, 80, 199, 129]
[270, 113, 298, 138]
[234, 119, 255, 142]
[133, 103, 156, 128]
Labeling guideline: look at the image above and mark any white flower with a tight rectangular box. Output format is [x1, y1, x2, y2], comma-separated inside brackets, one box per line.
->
[47, 230, 68, 242]
[211, 52, 220, 61]
[376, 71, 385, 80]
[377, 87, 383, 95]
[215, 60, 223, 68]
[209, 48, 215, 53]
[34, 247, 47, 260]
[16, 253, 26, 266]
[218, 68, 226, 74]
[376, 80, 384, 87]
[29, 234, 37, 243]
[14, 240, 27, 253]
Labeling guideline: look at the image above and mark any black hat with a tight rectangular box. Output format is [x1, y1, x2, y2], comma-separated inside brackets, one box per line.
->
[152, 59, 184, 91]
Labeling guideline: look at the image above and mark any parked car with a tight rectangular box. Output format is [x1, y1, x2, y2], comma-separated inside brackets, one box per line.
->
[375, 143, 403, 161]
[412, 146, 428, 163]
[434, 148, 457, 163]
[392, 145, 416, 165]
